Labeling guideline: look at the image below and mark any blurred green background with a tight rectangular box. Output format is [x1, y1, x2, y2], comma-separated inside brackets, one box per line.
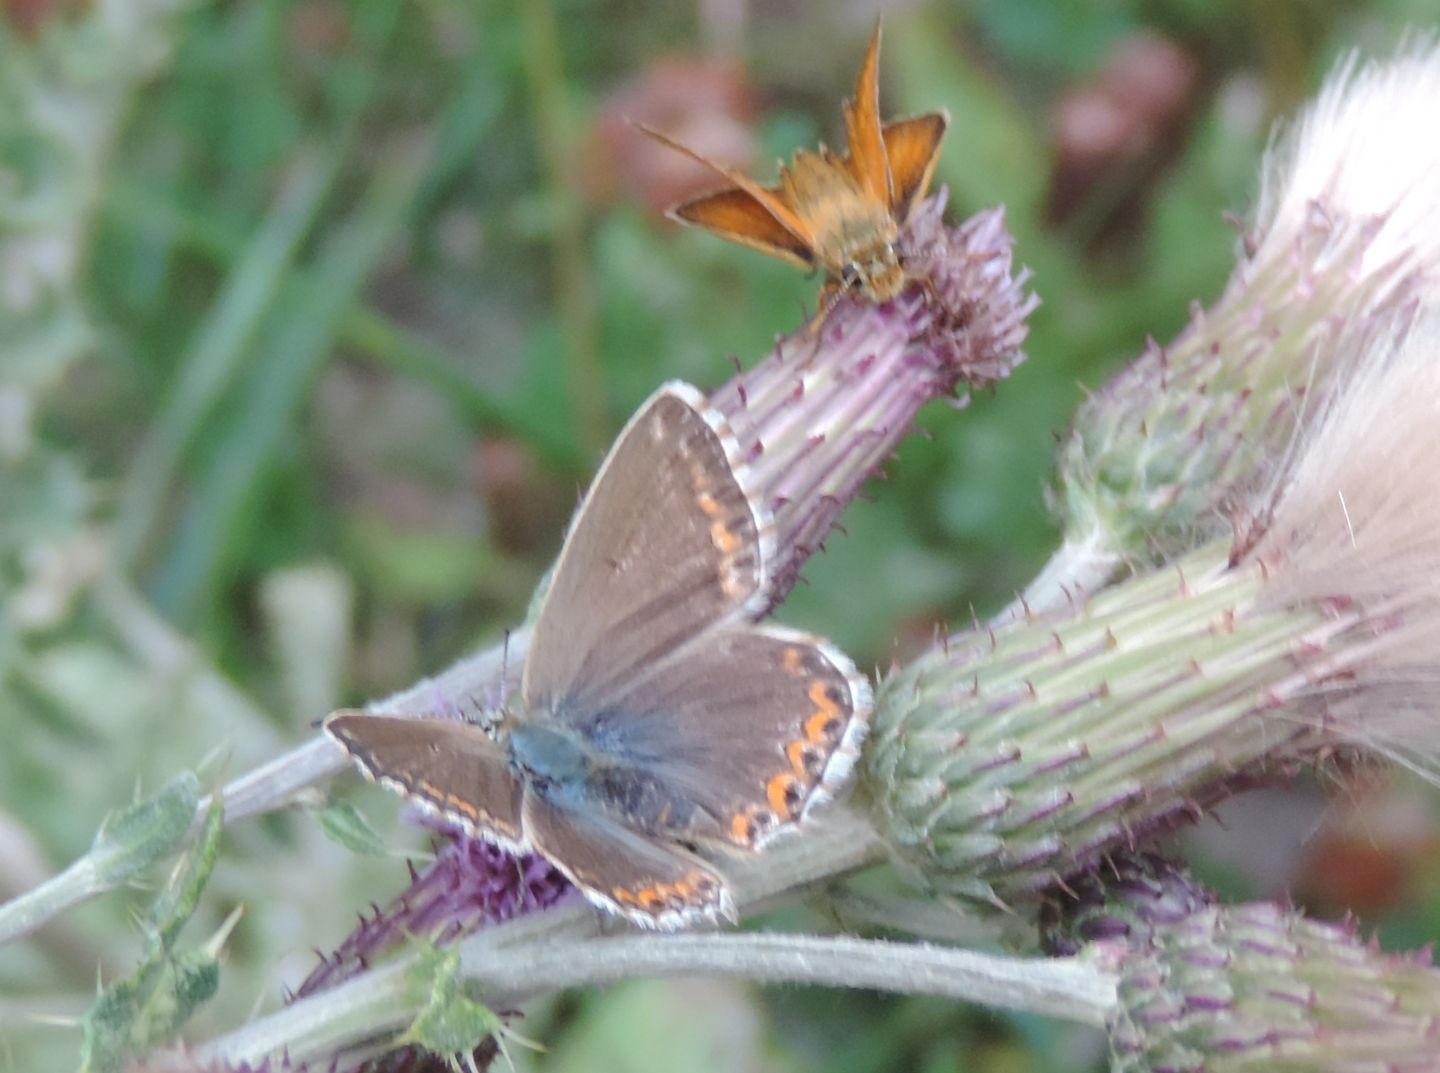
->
[4, 0, 1439, 1069]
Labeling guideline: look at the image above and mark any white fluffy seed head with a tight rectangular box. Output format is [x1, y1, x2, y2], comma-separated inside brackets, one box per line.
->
[1246, 315, 1440, 775]
[1255, 37, 1440, 291]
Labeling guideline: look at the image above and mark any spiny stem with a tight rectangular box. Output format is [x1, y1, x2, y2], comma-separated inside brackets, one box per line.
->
[198, 813, 891, 1066]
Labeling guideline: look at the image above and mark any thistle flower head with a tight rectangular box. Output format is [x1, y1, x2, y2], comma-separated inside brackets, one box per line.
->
[1045, 856, 1440, 1073]
[1242, 316, 1440, 777]
[712, 193, 1034, 604]
[866, 314, 1440, 911]
[294, 821, 572, 999]
[1042, 41, 1440, 609]
[1256, 36, 1440, 286]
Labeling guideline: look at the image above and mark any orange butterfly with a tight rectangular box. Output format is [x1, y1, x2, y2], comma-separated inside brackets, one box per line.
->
[640, 23, 948, 304]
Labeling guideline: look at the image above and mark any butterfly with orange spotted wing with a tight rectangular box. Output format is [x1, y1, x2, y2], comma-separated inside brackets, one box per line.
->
[325, 382, 872, 928]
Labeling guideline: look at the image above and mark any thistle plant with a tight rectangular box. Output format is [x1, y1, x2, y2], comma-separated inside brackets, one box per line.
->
[1042, 854, 1440, 1072]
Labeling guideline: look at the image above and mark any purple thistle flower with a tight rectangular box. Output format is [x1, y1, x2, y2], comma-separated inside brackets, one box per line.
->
[1043, 854, 1440, 1072]
[294, 820, 573, 999]
[712, 194, 1034, 605]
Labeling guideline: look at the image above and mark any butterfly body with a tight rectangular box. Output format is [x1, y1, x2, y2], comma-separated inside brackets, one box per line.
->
[639, 24, 947, 305]
[782, 148, 905, 299]
[507, 715, 709, 838]
[506, 720, 593, 804]
[326, 383, 872, 929]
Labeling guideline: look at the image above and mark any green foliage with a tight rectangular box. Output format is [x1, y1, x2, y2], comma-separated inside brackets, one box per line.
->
[91, 773, 201, 891]
[402, 942, 537, 1069]
[80, 794, 223, 1071]
[316, 801, 386, 857]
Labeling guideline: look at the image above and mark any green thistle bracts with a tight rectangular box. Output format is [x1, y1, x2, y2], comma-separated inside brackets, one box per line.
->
[863, 542, 1363, 909]
[1052, 211, 1417, 588]
[1043, 855, 1440, 1072]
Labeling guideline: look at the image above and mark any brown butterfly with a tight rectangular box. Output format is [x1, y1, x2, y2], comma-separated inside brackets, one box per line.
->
[639, 23, 948, 304]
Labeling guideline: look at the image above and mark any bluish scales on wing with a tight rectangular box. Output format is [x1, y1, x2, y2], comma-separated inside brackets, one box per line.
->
[507, 718, 704, 835]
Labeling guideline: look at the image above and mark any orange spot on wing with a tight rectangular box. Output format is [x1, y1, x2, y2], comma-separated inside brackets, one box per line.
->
[710, 521, 740, 555]
[786, 739, 812, 775]
[446, 796, 479, 820]
[804, 680, 845, 743]
[766, 772, 801, 815]
[783, 647, 803, 673]
[730, 812, 753, 843]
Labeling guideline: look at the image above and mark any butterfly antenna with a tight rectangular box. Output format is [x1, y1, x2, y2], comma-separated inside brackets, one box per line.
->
[499, 628, 513, 711]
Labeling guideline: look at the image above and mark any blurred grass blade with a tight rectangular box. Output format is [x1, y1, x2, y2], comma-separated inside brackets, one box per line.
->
[147, 150, 431, 622]
[113, 154, 334, 568]
[519, 0, 608, 455]
[889, 15, 1048, 242]
[414, 59, 508, 218]
[343, 309, 585, 474]
[101, 186, 585, 476]
[112, 1, 404, 574]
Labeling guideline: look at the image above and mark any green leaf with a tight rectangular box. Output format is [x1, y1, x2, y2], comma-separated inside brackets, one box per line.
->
[400, 941, 537, 1066]
[150, 790, 223, 952]
[79, 791, 224, 1071]
[316, 802, 386, 857]
[405, 944, 500, 1055]
[91, 772, 200, 889]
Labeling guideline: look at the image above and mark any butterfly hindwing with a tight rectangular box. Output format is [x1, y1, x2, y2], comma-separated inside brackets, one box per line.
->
[563, 624, 871, 852]
[521, 789, 731, 928]
[668, 186, 817, 269]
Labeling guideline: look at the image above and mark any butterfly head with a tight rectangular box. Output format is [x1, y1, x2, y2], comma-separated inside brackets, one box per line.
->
[837, 240, 905, 303]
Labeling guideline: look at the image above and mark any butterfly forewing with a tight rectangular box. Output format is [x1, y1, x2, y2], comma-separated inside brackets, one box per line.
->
[521, 789, 731, 928]
[882, 113, 949, 219]
[523, 383, 770, 717]
[842, 21, 892, 204]
[670, 187, 817, 269]
[323, 713, 525, 848]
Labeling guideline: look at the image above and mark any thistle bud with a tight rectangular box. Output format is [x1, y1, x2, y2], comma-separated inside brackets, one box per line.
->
[867, 319, 1440, 909]
[1040, 42, 1440, 608]
[1044, 855, 1440, 1073]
